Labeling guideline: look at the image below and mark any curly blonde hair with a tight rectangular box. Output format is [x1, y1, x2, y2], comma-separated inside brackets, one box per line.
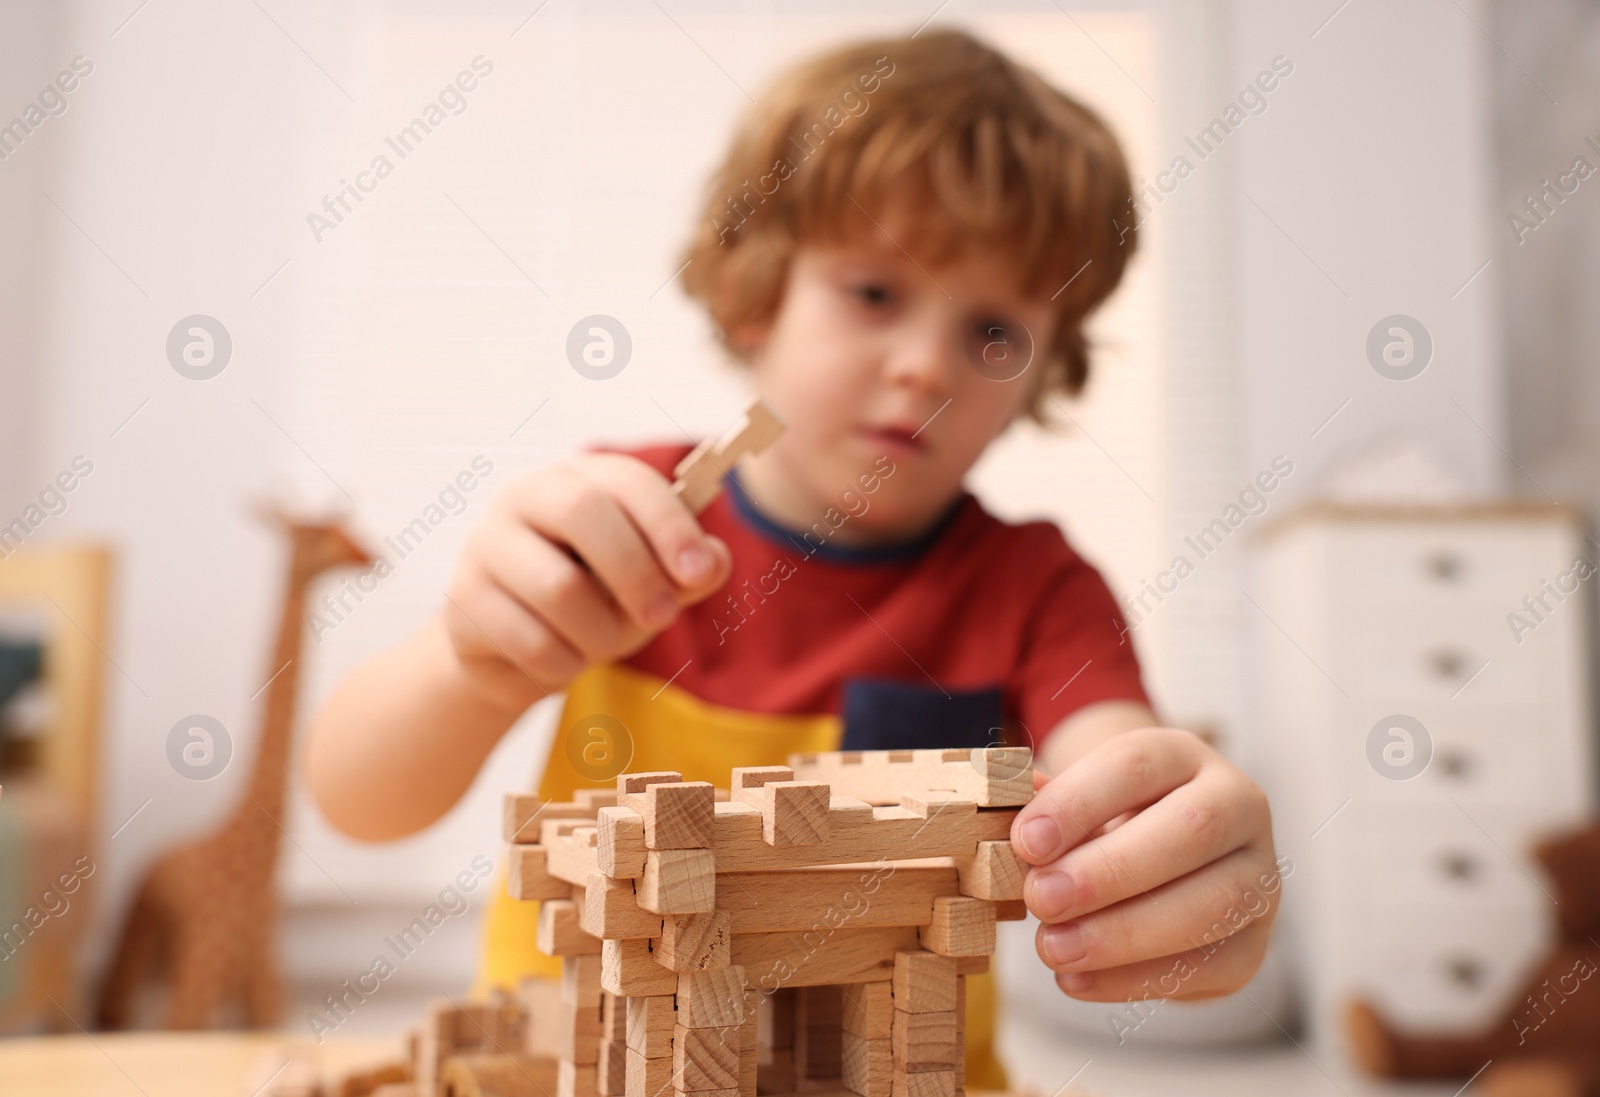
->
[678, 27, 1137, 418]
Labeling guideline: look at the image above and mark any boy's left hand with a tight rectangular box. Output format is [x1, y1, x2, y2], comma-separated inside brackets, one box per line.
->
[1009, 725, 1281, 1002]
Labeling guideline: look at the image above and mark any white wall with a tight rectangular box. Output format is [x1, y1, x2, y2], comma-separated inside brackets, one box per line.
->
[1233, 0, 1506, 500]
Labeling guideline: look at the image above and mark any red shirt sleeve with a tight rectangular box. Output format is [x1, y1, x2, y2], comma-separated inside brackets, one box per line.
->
[1010, 544, 1150, 751]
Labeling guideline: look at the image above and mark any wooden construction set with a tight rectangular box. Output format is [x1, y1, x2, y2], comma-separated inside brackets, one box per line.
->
[360, 746, 1035, 1097]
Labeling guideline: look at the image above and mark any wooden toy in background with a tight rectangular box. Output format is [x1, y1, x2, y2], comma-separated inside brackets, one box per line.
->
[1347, 819, 1600, 1097]
[96, 508, 373, 1030]
[671, 398, 784, 514]
[498, 746, 1034, 1097]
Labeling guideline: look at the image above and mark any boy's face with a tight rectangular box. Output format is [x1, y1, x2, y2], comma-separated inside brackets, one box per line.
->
[737, 209, 1058, 543]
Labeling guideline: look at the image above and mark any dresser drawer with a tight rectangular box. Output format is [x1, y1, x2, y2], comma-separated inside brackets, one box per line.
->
[1343, 903, 1550, 1030]
[1337, 524, 1572, 610]
[1343, 704, 1551, 805]
[1348, 803, 1557, 907]
[1338, 603, 1545, 703]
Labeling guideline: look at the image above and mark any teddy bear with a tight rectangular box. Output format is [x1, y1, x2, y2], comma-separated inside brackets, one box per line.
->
[1347, 821, 1600, 1097]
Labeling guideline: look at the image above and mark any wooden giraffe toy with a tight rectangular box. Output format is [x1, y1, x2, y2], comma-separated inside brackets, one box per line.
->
[96, 506, 373, 1030]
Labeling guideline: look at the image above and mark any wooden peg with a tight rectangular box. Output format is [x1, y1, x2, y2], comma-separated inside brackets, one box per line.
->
[917, 896, 996, 957]
[892, 951, 958, 1013]
[644, 781, 716, 850]
[637, 849, 716, 914]
[656, 911, 732, 971]
[677, 966, 750, 1028]
[671, 398, 786, 513]
[597, 806, 647, 879]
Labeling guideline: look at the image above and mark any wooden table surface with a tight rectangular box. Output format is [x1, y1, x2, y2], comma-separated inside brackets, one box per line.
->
[0, 1032, 404, 1096]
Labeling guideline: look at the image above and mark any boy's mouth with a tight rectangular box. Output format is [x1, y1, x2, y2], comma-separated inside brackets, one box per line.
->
[858, 423, 928, 456]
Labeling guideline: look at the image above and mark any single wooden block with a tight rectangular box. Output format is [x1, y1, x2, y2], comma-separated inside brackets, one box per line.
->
[598, 1038, 628, 1096]
[677, 967, 749, 1028]
[739, 1046, 758, 1097]
[757, 987, 794, 1049]
[672, 398, 785, 513]
[842, 981, 893, 1040]
[508, 845, 574, 901]
[734, 926, 916, 990]
[602, 938, 678, 998]
[793, 984, 843, 1079]
[993, 899, 1027, 921]
[540, 898, 604, 956]
[626, 994, 677, 1059]
[788, 747, 1033, 808]
[504, 792, 543, 843]
[755, 1048, 793, 1096]
[559, 998, 604, 1065]
[717, 864, 956, 934]
[758, 782, 831, 847]
[602, 992, 627, 1041]
[890, 1009, 957, 1072]
[543, 817, 592, 846]
[645, 782, 716, 850]
[841, 1032, 892, 1097]
[892, 951, 957, 1013]
[598, 806, 648, 879]
[559, 1059, 599, 1097]
[673, 1024, 741, 1090]
[626, 1047, 674, 1097]
[955, 839, 1023, 900]
[563, 953, 603, 1007]
[917, 897, 995, 957]
[730, 766, 795, 793]
[897, 794, 978, 820]
[953, 978, 965, 1089]
[580, 871, 663, 940]
[548, 826, 604, 888]
[618, 770, 684, 813]
[657, 911, 732, 972]
[890, 1068, 955, 1097]
[705, 797, 1019, 872]
[637, 849, 716, 914]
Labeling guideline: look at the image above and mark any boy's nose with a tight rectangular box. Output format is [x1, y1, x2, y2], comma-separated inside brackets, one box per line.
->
[884, 321, 960, 395]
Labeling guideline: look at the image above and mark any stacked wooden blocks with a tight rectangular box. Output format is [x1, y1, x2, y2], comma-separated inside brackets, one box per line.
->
[504, 747, 1033, 1097]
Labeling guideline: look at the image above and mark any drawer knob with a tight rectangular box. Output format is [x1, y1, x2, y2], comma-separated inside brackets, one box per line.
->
[1443, 956, 1484, 989]
[1437, 749, 1473, 780]
[1438, 851, 1478, 882]
[1427, 649, 1469, 680]
[1424, 552, 1466, 582]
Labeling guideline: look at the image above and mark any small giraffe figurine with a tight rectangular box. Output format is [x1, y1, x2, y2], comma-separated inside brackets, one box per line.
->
[97, 505, 373, 1029]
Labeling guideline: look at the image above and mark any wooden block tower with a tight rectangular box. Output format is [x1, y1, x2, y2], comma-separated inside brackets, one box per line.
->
[503, 748, 1033, 1097]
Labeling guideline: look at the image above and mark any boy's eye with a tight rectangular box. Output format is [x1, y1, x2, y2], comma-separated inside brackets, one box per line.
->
[852, 283, 894, 307]
[976, 319, 1012, 344]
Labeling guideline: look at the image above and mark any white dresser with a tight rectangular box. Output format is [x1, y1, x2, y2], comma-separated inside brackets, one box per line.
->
[1253, 504, 1595, 1048]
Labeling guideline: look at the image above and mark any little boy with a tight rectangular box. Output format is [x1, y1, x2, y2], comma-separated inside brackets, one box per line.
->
[306, 27, 1278, 1086]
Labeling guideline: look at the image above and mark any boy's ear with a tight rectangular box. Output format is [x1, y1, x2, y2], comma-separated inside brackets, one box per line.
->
[726, 318, 773, 359]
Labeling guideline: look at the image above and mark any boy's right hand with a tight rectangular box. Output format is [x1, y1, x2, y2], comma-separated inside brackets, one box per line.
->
[442, 453, 732, 710]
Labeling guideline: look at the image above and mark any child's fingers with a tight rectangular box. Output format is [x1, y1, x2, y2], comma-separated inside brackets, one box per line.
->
[586, 455, 729, 594]
[1012, 727, 1204, 864]
[477, 523, 645, 661]
[1032, 846, 1278, 976]
[444, 571, 586, 691]
[514, 469, 684, 632]
[1047, 920, 1273, 1004]
[1022, 766, 1265, 923]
